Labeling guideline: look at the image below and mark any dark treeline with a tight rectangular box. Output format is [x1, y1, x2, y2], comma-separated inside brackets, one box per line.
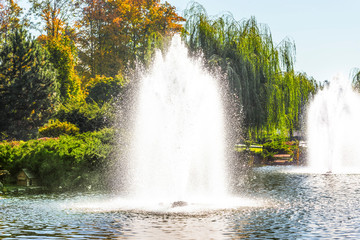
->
[0, 0, 318, 189]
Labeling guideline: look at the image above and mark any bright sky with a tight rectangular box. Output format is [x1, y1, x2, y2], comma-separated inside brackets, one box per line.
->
[167, 0, 360, 83]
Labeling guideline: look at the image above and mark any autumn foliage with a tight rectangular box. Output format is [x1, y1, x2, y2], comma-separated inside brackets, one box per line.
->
[0, 0, 184, 140]
[0, 0, 23, 39]
[77, 0, 185, 78]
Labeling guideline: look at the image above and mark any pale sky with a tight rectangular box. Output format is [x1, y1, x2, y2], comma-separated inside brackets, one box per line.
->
[167, 0, 360, 83]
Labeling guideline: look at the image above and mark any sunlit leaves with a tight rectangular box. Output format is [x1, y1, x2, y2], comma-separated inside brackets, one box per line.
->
[184, 2, 318, 140]
[76, 0, 184, 78]
[31, 0, 82, 103]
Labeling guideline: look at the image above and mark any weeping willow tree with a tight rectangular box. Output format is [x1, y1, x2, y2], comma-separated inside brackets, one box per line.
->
[183, 3, 318, 141]
[351, 68, 360, 91]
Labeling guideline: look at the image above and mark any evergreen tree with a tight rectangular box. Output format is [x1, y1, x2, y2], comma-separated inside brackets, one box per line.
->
[0, 28, 59, 140]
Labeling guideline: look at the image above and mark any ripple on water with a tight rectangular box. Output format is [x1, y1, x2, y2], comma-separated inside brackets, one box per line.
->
[2, 168, 360, 239]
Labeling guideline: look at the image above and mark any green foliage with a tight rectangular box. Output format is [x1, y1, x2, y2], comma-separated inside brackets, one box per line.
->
[0, 141, 23, 170]
[29, 0, 83, 102]
[43, 35, 82, 102]
[55, 100, 114, 132]
[0, 27, 60, 140]
[263, 139, 291, 154]
[0, 128, 116, 190]
[85, 74, 125, 106]
[352, 68, 360, 91]
[262, 138, 298, 160]
[184, 3, 318, 140]
[39, 119, 80, 137]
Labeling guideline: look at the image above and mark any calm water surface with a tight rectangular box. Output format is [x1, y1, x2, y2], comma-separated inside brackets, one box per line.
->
[2, 166, 360, 239]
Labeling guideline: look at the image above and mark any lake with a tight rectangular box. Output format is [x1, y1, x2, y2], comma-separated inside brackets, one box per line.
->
[2, 166, 360, 239]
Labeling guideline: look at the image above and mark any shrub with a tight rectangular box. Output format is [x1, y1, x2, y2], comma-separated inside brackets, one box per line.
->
[85, 74, 125, 106]
[39, 119, 80, 138]
[55, 100, 114, 132]
[0, 128, 116, 191]
[262, 138, 298, 160]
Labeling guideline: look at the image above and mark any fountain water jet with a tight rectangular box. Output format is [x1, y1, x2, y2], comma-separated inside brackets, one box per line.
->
[67, 36, 262, 214]
[307, 75, 360, 173]
[127, 35, 228, 205]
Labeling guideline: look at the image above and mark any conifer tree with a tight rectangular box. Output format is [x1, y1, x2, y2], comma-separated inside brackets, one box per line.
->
[0, 28, 59, 140]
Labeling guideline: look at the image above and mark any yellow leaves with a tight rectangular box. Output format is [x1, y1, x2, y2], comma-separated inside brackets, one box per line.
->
[39, 119, 80, 138]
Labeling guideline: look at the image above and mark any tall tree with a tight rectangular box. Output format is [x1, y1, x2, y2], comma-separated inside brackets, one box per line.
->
[30, 0, 82, 102]
[29, 0, 79, 36]
[0, 28, 59, 140]
[76, 0, 112, 78]
[0, 0, 24, 40]
[77, 0, 184, 78]
[184, 3, 317, 140]
[38, 31, 82, 103]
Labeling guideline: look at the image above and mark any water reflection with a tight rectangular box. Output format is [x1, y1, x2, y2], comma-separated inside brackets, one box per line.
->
[123, 214, 229, 240]
[234, 167, 360, 239]
[2, 167, 360, 239]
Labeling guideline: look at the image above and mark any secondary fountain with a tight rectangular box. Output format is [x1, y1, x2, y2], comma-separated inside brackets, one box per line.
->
[307, 75, 360, 173]
[127, 35, 228, 207]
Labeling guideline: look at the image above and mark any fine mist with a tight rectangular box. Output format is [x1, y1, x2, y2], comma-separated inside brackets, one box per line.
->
[126, 35, 229, 204]
[307, 75, 360, 173]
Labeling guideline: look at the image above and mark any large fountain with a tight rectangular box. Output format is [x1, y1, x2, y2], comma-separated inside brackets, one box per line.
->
[127, 35, 228, 207]
[307, 75, 360, 173]
[67, 35, 257, 214]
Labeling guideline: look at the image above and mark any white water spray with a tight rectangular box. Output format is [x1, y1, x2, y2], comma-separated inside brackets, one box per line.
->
[307, 75, 360, 173]
[65, 36, 262, 214]
[128, 36, 227, 204]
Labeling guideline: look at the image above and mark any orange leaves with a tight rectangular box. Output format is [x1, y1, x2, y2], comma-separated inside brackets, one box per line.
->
[77, 0, 185, 77]
[106, 0, 185, 50]
[41, 3, 65, 38]
[112, 17, 123, 26]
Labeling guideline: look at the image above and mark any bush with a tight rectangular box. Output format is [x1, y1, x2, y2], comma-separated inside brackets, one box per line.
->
[55, 100, 115, 132]
[85, 75, 125, 106]
[262, 138, 297, 160]
[0, 128, 116, 191]
[39, 119, 80, 137]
